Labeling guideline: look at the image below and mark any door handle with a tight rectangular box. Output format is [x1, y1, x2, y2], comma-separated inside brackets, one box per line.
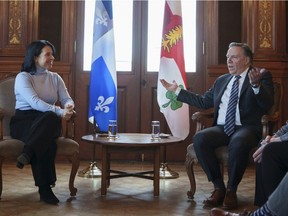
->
[141, 79, 147, 87]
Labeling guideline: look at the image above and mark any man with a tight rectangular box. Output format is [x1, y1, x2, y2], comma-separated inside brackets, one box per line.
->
[160, 42, 274, 209]
[210, 172, 288, 216]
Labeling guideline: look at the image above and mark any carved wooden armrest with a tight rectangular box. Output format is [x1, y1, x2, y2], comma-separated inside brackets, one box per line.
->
[192, 111, 213, 120]
[192, 111, 214, 132]
[63, 110, 77, 139]
[261, 111, 280, 137]
[261, 112, 279, 124]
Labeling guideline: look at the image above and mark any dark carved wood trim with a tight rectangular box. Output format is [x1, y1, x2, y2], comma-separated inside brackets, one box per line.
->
[61, 1, 77, 63]
[205, 1, 219, 67]
[0, 1, 37, 57]
[243, 1, 287, 60]
[66, 151, 80, 197]
[185, 152, 196, 199]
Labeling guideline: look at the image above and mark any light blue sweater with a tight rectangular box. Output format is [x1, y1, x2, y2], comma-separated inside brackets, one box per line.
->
[15, 66, 74, 117]
[274, 122, 288, 142]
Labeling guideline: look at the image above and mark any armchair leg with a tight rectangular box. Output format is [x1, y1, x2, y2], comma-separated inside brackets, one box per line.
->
[66, 152, 80, 196]
[185, 153, 196, 199]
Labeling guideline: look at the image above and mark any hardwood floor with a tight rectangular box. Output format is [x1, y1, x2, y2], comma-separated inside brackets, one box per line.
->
[1, 161, 257, 216]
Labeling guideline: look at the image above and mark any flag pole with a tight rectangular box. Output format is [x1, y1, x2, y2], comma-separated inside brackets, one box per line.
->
[78, 117, 102, 178]
[78, 144, 102, 178]
[160, 146, 179, 179]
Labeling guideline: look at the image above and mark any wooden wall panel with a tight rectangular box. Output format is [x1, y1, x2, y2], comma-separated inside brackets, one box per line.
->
[243, 1, 287, 60]
[0, 0, 76, 95]
[0, 1, 37, 59]
[218, 1, 242, 64]
[38, 1, 62, 60]
[60, 1, 77, 63]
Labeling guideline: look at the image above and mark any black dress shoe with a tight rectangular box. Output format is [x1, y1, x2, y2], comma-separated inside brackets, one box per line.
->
[16, 161, 24, 169]
[222, 189, 238, 210]
[203, 189, 226, 207]
[39, 185, 59, 205]
[16, 153, 30, 169]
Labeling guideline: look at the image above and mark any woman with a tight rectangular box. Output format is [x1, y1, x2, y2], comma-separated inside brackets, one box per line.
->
[10, 40, 75, 205]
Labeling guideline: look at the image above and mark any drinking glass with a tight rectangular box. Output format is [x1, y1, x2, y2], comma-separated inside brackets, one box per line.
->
[108, 120, 117, 138]
[151, 121, 160, 139]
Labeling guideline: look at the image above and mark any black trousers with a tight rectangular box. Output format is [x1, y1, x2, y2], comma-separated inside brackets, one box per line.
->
[10, 110, 61, 187]
[254, 141, 288, 206]
[193, 125, 261, 191]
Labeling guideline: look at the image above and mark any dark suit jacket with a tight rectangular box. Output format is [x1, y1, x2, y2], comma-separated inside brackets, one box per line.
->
[177, 69, 274, 128]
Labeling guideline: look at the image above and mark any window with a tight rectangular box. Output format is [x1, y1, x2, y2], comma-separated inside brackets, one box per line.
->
[83, 0, 196, 72]
[147, 0, 196, 72]
[83, 0, 132, 71]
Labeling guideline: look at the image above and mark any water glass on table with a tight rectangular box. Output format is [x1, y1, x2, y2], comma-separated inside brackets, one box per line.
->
[108, 120, 118, 138]
[151, 121, 160, 140]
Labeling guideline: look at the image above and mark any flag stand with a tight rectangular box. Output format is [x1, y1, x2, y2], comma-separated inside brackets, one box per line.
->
[78, 143, 102, 178]
[159, 146, 179, 179]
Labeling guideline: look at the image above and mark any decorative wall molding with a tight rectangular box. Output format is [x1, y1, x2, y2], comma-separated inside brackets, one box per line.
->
[258, 1, 272, 48]
[243, 0, 287, 60]
[8, 1, 22, 45]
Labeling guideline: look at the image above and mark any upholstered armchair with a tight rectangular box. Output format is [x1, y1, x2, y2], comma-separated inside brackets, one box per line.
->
[185, 82, 282, 199]
[0, 74, 80, 199]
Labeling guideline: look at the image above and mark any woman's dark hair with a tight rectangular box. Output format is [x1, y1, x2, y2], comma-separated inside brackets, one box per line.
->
[229, 42, 253, 65]
[21, 40, 56, 73]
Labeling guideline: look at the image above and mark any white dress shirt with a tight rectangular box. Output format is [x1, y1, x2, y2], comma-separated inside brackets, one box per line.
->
[217, 69, 249, 125]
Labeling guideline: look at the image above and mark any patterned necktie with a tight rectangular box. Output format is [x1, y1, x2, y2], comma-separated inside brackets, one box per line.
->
[224, 75, 241, 136]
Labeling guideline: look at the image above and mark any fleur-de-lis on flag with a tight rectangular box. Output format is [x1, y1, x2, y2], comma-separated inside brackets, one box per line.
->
[95, 8, 109, 26]
[95, 96, 114, 113]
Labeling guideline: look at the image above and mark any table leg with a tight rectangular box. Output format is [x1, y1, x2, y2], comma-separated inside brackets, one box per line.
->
[101, 146, 107, 195]
[107, 152, 110, 187]
[154, 147, 160, 196]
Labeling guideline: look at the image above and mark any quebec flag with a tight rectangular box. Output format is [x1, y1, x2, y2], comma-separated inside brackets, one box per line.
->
[88, 0, 117, 132]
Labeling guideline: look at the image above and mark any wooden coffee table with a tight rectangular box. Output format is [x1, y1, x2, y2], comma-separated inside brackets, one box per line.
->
[81, 133, 183, 196]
